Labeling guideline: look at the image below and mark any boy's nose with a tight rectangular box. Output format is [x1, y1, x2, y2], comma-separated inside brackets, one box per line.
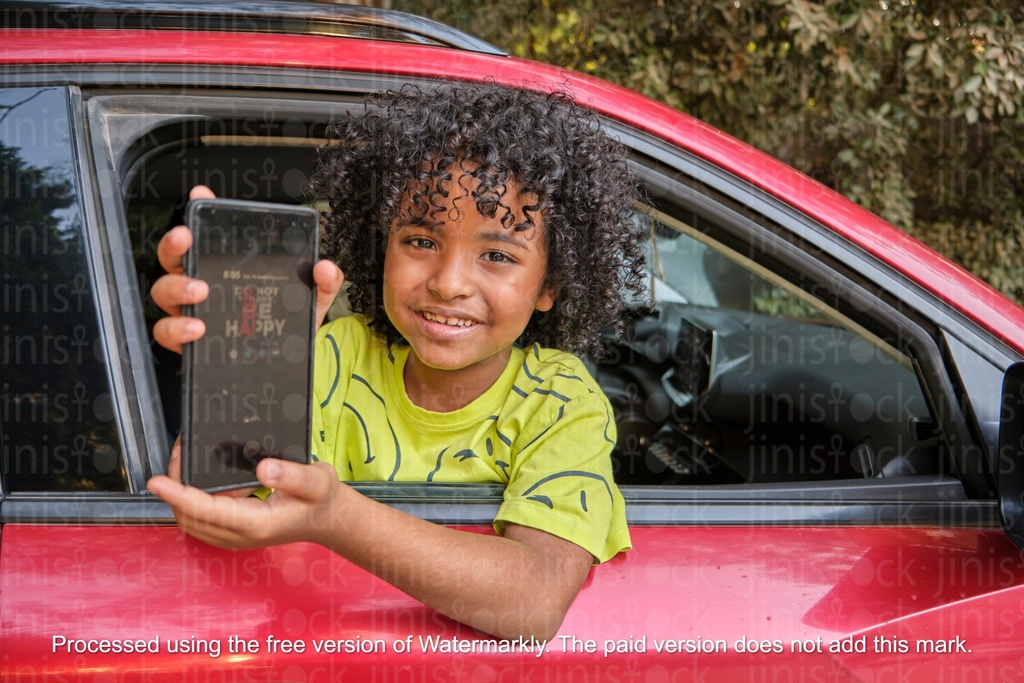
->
[427, 252, 473, 300]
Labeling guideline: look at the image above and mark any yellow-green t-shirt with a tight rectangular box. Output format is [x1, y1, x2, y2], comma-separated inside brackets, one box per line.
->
[311, 316, 630, 563]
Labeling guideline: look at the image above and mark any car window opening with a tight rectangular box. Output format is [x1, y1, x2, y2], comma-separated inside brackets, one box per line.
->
[122, 112, 943, 491]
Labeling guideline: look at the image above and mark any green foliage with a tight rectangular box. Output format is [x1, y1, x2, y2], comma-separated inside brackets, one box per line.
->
[395, 0, 1024, 304]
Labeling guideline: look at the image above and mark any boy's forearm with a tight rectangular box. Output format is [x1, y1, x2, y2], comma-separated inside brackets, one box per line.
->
[313, 483, 593, 640]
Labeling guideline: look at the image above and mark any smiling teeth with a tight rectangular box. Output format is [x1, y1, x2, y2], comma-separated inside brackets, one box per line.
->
[423, 311, 474, 327]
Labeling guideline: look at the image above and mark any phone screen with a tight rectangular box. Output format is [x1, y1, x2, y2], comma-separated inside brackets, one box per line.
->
[181, 199, 318, 491]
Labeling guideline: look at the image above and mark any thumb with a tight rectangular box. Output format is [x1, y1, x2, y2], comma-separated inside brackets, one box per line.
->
[256, 458, 337, 502]
[313, 259, 344, 331]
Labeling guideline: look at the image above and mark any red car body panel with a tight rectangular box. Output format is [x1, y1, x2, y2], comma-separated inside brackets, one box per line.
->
[4, 524, 1024, 681]
[5, 28, 1024, 353]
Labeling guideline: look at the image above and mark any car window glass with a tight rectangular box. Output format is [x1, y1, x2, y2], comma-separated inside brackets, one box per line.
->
[1, 87, 128, 492]
[593, 205, 941, 485]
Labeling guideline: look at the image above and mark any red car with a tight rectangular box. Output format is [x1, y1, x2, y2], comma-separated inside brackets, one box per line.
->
[3, 2, 1024, 681]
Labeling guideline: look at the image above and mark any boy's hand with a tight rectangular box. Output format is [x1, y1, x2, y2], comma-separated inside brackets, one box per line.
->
[150, 185, 344, 353]
[149, 452, 345, 548]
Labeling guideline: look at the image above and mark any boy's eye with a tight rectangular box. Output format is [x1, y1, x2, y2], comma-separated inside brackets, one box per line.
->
[483, 250, 515, 264]
[405, 237, 436, 250]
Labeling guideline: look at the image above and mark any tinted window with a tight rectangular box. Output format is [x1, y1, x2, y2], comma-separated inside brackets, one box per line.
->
[1, 87, 127, 492]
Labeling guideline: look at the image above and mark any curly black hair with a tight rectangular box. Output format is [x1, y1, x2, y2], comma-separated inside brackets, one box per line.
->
[306, 80, 648, 358]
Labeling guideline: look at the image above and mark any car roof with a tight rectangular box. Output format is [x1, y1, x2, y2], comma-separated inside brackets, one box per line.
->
[3, 15, 1023, 355]
[1, 0, 505, 53]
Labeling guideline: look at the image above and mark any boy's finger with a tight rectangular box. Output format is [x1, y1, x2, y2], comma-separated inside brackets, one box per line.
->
[146, 473, 186, 501]
[313, 260, 344, 330]
[156, 225, 194, 275]
[152, 316, 206, 354]
[257, 458, 336, 502]
[149, 475, 256, 528]
[151, 274, 209, 316]
[156, 187, 215, 274]
[189, 185, 216, 201]
[167, 437, 182, 481]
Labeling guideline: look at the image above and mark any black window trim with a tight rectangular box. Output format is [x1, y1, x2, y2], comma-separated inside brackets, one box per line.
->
[81, 90, 176, 491]
[0, 478, 1003, 529]
[65, 85, 141, 492]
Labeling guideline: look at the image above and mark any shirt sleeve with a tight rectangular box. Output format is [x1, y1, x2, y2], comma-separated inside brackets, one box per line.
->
[493, 391, 630, 563]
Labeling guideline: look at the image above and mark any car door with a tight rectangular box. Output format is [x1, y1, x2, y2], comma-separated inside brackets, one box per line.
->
[4, 73, 1024, 683]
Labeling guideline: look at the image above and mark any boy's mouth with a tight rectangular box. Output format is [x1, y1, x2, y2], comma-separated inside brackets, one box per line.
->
[421, 310, 477, 328]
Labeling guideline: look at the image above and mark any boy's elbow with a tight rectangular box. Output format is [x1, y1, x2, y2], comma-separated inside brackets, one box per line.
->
[528, 612, 569, 643]
[489, 584, 579, 641]
[482, 524, 594, 640]
[525, 599, 572, 641]
[487, 604, 569, 642]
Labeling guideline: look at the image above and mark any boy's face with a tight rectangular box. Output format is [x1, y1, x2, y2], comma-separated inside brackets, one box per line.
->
[383, 166, 555, 392]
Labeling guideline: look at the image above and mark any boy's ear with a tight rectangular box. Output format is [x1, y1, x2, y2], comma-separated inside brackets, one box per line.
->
[535, 287, 555, 312]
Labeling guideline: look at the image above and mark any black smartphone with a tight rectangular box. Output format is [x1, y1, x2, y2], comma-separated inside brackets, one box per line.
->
[181, 198, 319, 491]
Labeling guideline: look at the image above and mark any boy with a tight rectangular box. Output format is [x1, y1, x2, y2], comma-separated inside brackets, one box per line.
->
[148, 82, 648, 639]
